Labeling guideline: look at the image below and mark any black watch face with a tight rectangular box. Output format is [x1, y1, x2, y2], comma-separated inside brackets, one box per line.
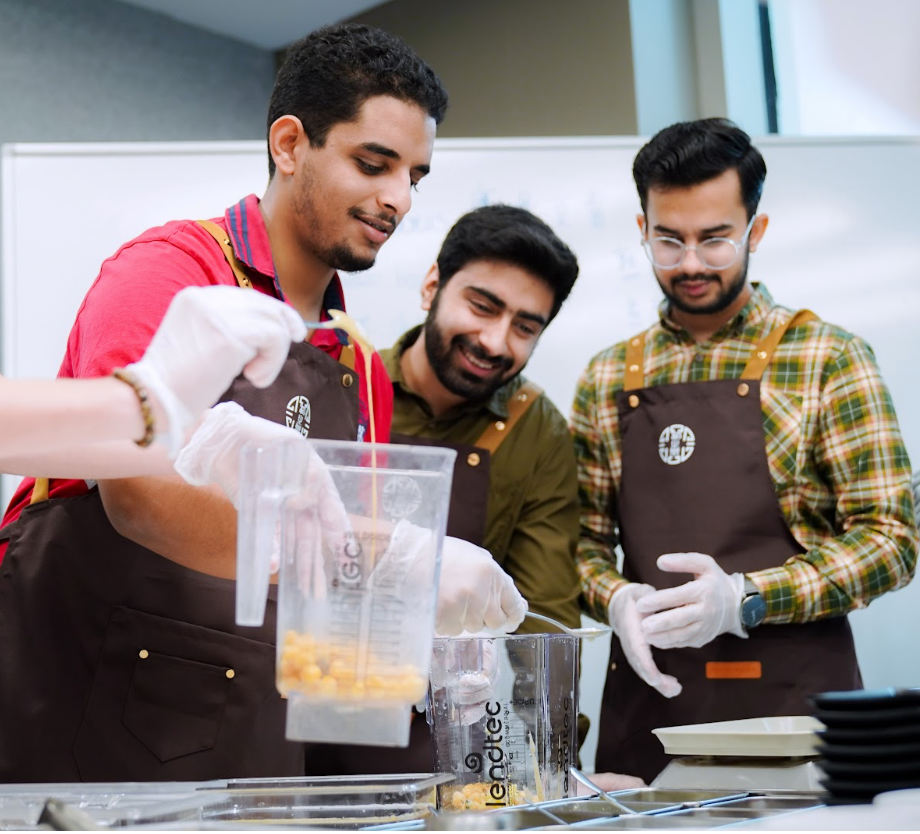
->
[742, 594, 767, 628]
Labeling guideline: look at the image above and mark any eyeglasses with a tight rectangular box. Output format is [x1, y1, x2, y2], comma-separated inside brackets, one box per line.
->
[641, 216, 756, 270]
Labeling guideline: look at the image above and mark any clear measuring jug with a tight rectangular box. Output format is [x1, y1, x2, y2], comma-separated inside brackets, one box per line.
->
[236, 438, 456, 747]
[428, 633, 578, 811]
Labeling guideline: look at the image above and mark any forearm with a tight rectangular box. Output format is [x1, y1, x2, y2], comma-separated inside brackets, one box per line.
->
[0, 376, 174, 476]
[570, 367, 628, 621]
[576, 540, 628, 623]
[750, 513, 918, 623]
[752, 337, 919, 622]
[505, 438, 583, 631]
[99, 475, 237, 577]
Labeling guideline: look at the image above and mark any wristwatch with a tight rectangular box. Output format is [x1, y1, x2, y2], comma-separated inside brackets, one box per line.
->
[740, 575, 767, 630]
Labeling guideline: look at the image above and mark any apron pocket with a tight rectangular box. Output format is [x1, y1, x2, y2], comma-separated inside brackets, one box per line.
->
[73, 605, 277, 781]
[123, 651, 229, 762]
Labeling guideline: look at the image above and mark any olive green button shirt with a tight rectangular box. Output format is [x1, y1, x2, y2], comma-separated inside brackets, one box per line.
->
[381, 326, 583, 631]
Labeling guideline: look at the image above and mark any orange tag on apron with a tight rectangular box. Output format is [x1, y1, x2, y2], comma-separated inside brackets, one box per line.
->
[705, 661, 762, 679]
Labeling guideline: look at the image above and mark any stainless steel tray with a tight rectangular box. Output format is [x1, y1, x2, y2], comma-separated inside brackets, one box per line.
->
[0, 774, 451, 830]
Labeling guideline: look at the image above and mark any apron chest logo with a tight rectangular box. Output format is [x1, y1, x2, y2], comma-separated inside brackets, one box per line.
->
[658, 423, 696, 465]
[381, 475, 423, 519]
[285, 395, 312, 437]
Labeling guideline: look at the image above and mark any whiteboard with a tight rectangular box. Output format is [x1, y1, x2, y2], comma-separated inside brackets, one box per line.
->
[3, 137, 920, 712]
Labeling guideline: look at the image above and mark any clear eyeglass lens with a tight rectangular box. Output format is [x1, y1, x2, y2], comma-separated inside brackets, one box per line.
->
[647, 237, 740, 269]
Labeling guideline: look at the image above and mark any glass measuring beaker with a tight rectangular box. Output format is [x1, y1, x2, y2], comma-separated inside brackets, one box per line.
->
[428, 633, 578, 811]
[236, 438, 456, 747]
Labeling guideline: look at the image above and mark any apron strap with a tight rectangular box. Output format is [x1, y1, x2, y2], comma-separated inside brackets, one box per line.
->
[740, 309, 819, 380]
[339, 344, 356, 372]
[623, 331, 647, 392]
[196, 220, 357, 369]
[30, 478, 49, 504]
[624, 310, 818, 391]
[473, 380, 542, 455]
[197, 220, 253, 289]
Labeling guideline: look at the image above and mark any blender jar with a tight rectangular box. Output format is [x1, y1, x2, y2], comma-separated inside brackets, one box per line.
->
[429, 633, 578, 810]
[236, 438, 456, 747]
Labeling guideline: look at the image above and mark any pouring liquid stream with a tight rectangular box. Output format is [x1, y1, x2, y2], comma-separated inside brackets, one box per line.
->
[306, 310, 378, 688]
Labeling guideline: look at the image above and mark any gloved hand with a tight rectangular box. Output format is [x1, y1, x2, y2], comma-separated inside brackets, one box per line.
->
[129, 286, 306, 456]
[608, 583, 682, 698]
[429, 634, 500, 726]
[438, 538, 528, 636]
[371, 525, 527, 635]
[174, 401, 306, 508]
[636, 552, 746, 649]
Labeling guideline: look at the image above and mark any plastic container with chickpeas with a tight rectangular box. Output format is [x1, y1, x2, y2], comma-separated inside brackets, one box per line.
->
[236, 438, 456, 747]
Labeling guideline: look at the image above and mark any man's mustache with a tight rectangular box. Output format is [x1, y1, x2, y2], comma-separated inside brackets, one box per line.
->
[454, 336, 514, 371]
[671, 273, 721, 285]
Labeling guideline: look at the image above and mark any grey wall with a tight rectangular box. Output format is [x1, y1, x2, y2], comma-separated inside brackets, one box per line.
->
[0, 0, 274, 144]
[347, 0, 639, 137]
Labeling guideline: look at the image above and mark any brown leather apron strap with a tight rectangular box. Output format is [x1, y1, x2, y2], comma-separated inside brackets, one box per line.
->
[339, 344, 356, 372]
[197, 220, 253, 289]
[473, 380, 542, 455]
[196, 219, 358, 371]
[30, 477, 50, 505]
[740, 309, 818, 380]
[623, 331, 647, 392]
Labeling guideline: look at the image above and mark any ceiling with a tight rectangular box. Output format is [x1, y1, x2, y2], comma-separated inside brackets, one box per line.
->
[112, 0, 390, 51]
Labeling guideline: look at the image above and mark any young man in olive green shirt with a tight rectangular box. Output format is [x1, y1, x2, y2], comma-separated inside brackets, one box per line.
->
[382, 206, 644, 790]
[381, 204, 583, 632]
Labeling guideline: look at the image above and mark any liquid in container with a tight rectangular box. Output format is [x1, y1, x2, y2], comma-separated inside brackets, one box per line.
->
[428, 632, 578, 811]
[236, 438, 456, 747]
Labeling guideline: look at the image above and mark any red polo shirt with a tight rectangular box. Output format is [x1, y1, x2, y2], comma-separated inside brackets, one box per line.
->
[1, 195, 393, 552]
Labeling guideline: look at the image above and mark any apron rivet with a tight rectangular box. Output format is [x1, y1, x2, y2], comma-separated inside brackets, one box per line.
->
[138, 649, 149, 660]
[628, 394, 639, 408]
[495, 421, 506, 431]
[628, 364, 640, 373]
[631, 338, 640, 347]
[467, 452, 481, 467]
[342, 373, 354, 387]
[757, 350, 768, 360]
[226, 669, 235, 680]
[610, 662, 617, 671]
[737, 382, 750, 397]
[517, 393, 528, 402]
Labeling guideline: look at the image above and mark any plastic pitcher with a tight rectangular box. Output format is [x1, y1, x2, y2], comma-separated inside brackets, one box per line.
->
[236, 438, 456, 747]
[428, 633, 578, 810]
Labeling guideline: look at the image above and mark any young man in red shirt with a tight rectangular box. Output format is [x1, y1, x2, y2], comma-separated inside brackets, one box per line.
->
[0, 23, 524, 783]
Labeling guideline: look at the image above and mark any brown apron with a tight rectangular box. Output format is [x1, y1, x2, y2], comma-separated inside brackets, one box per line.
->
[0, 223, 360, 782]
[302, 381, 542, 776]
[595, 311, 863, 784]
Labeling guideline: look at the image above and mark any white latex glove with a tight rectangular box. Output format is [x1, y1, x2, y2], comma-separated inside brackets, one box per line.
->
[129, 286, 306, 456]
[438, 538, 528, 636]
[372, 525, 527, 635]
[429, 634, 500, 726]
[174, 401, 306, 508]
[608, 583, 682, 698]
[636, 552, 746, 649]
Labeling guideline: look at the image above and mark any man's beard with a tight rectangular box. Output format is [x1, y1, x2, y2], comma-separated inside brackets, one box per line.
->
[293, 166, 379, 273]
[660, 250, 749, 315]
[423, 291, 516, 402]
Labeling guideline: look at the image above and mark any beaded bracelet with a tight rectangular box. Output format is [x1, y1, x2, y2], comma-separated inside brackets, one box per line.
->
[112, 368, 155, 448]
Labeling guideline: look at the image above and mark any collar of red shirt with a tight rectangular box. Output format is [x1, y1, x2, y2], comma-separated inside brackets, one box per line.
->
[224, 194, 348, 349]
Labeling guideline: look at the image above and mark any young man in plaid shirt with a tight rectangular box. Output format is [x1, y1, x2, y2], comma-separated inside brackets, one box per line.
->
[571, 118, 918, 782]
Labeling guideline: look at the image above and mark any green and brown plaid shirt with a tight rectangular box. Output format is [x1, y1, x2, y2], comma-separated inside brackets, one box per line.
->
[571, 283, 918, 625]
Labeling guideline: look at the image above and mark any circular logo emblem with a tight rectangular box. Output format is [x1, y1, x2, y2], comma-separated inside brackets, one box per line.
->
[658, 423, 696, 465]
[285, 395, 311, 438]
[381, 475, 424, 519]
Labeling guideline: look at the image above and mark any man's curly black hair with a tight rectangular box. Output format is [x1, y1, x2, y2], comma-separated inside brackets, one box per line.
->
[266, 23, 448, 177]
